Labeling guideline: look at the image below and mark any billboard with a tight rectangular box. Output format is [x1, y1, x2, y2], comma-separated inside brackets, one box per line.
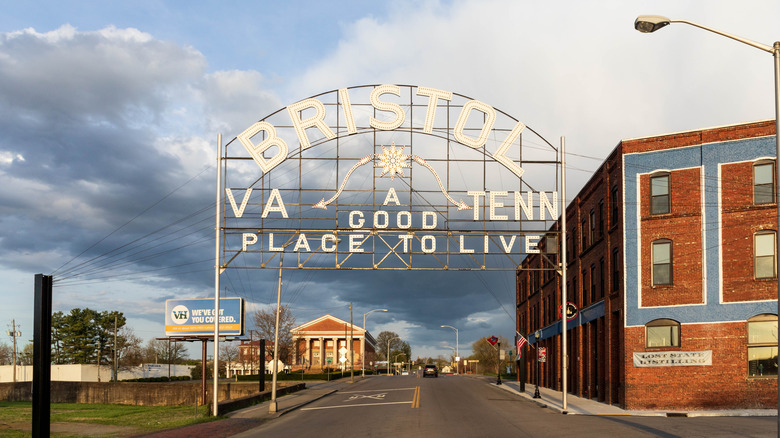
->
[165, 297, 244, 337]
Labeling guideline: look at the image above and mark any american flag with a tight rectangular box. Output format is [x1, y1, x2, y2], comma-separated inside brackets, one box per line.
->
[516, 335, 528, 354]
[487, 335, 499, 345]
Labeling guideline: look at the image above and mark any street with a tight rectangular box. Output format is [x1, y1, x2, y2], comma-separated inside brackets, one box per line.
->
[233, 373, 777, 437]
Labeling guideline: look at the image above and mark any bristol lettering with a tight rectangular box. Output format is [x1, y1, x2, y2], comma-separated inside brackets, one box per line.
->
[221, 84, 563, 269]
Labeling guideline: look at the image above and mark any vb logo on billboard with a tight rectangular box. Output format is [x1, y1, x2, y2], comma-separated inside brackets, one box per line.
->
[171, 305, 190, 325]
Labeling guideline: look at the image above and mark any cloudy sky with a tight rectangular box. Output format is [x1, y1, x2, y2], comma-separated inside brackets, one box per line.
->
[1, 0, 778, 361]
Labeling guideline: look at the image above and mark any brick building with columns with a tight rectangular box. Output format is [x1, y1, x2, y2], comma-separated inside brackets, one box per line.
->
[291, 314, 378, 371]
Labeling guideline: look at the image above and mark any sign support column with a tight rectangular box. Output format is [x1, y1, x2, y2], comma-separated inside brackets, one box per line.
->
[213, 134, 222, 416]
[560, 136, 568, 412]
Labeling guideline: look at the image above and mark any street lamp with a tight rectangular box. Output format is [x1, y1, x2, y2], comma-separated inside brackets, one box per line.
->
[635, 14, 780, 416]
[393, 353, 406, 375]
[268, 239, 296, 414]
[440, 325, 459, 374]
[386, 336, 399, 376]
[362, 308, 388, 377]
[533, 330, 541, 399]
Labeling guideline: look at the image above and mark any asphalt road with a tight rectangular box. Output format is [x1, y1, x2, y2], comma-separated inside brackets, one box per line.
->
[234, 373, 777, 437]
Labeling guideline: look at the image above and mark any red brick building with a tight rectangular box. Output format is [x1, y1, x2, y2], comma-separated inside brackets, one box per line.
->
[517, 120, 778, 410]
[291, 315, 377, 371]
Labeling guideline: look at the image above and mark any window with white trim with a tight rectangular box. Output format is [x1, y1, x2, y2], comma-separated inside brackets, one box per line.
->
[652, 239, 672, 286]
[753, 161, 775, 205]
[747, 314, 778, 377]
[754, 231, 776, 279]
[650, 173, 670, 215]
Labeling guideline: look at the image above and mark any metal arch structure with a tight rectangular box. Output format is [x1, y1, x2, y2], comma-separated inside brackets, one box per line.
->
[218, 84, 564, 272]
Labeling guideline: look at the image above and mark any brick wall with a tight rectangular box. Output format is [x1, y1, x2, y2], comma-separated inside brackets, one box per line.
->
[639, 168, 704, 306]
[624, 323, 776, 410]
[0, 381, 283, 406]
[720, 161, 777, 302]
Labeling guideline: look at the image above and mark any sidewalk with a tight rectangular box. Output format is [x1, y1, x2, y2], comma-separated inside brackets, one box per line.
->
[494, 378, 777, 417]
[226, 378, 349, 420]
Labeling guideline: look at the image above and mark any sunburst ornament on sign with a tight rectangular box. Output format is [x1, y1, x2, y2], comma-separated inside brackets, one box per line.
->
[375, 143, 410, 179]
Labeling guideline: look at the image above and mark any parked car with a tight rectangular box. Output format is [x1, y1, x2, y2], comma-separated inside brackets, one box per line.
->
[423, 364, 438, 378]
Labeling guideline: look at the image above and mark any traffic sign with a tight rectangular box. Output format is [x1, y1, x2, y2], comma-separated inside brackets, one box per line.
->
[339, 347, 348, 355]
[339, 356, 347, 363]
[558, 302, 578, 321]
[326, 357, 333, 363]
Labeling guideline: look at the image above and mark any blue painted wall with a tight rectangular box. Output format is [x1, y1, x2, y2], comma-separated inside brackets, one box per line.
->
[623, 136, 777, 327]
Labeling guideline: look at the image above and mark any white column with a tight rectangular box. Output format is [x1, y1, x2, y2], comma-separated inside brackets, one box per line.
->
[319, 337, 324, 367]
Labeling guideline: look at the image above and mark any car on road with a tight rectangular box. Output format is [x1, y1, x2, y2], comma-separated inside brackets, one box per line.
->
[423, 364, 438, 378]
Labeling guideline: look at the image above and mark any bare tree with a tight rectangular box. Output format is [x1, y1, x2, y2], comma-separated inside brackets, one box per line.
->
[220, 343, 239, 375]
[144, 338, 188, 364]
[0, 343, 11, 365]
[116, 327, 144, 368]
[253, 305, 296, 363]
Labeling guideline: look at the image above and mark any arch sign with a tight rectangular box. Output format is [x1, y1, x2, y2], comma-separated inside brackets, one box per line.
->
[220, 84, 561, 271]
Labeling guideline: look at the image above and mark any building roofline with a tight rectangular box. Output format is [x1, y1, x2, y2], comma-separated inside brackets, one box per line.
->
[620, 119, 774, 143]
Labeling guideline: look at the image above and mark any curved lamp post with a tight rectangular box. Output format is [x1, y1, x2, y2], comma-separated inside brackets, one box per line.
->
[362, 308, 388, 377]
[393, 353, 406, 374]
[635, 14, 780, 419]
[440, 325, 459, 374]
[386, 336, 399, 375]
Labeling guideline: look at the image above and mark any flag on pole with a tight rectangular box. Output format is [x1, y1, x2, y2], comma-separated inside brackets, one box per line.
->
[516, 334, 528, 355]
[487, 335, 498, 346]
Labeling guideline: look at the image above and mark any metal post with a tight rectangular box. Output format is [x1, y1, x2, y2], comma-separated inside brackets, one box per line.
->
[561, 136, 568, 411]
[441, 325, 458, 374]
[362, 309, 387, 377]
[33, 274, 52, 438]
[519, 333, 526, 392]
[269, 253, 284, 413]
[259, 339, 266, 392]
[113, 315, 118, 382]
[362, 313, 367, 377]
[772, 41, 779, 429]
[350, 303, 354, 383]
[456, 329, 459, 375]
[496, 342, 502, 385]
[201, 339, 207, 405]
[386, 336, 398, 375]
[10, 319, 18, 384]
[533, 331, 541, 399]
[212, 134, 222, 416]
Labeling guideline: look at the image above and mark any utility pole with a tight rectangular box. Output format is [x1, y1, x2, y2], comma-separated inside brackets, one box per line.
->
[113, 315, 118, 382]
[7, 320, 20, 384]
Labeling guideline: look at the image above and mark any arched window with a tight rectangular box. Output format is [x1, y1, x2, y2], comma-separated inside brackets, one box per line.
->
[753, 160, 775, 205]
[652, 239, 672, 286]
[754, 231, 776, 279]
[650, 172, 670, 214]
[646, 319, 680, 348]
[747, 314, 778, 377]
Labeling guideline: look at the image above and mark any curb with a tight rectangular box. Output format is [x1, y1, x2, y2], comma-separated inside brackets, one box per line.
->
[492, 382, 778, 417]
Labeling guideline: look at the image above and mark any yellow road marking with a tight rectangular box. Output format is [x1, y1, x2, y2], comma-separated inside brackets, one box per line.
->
[411, 385, 420, 409]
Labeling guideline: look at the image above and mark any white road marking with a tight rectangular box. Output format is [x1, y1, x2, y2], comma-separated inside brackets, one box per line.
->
[340, 387, 417, 394]
[301, 401, 413, 411]
[347, 393, 387, 401]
